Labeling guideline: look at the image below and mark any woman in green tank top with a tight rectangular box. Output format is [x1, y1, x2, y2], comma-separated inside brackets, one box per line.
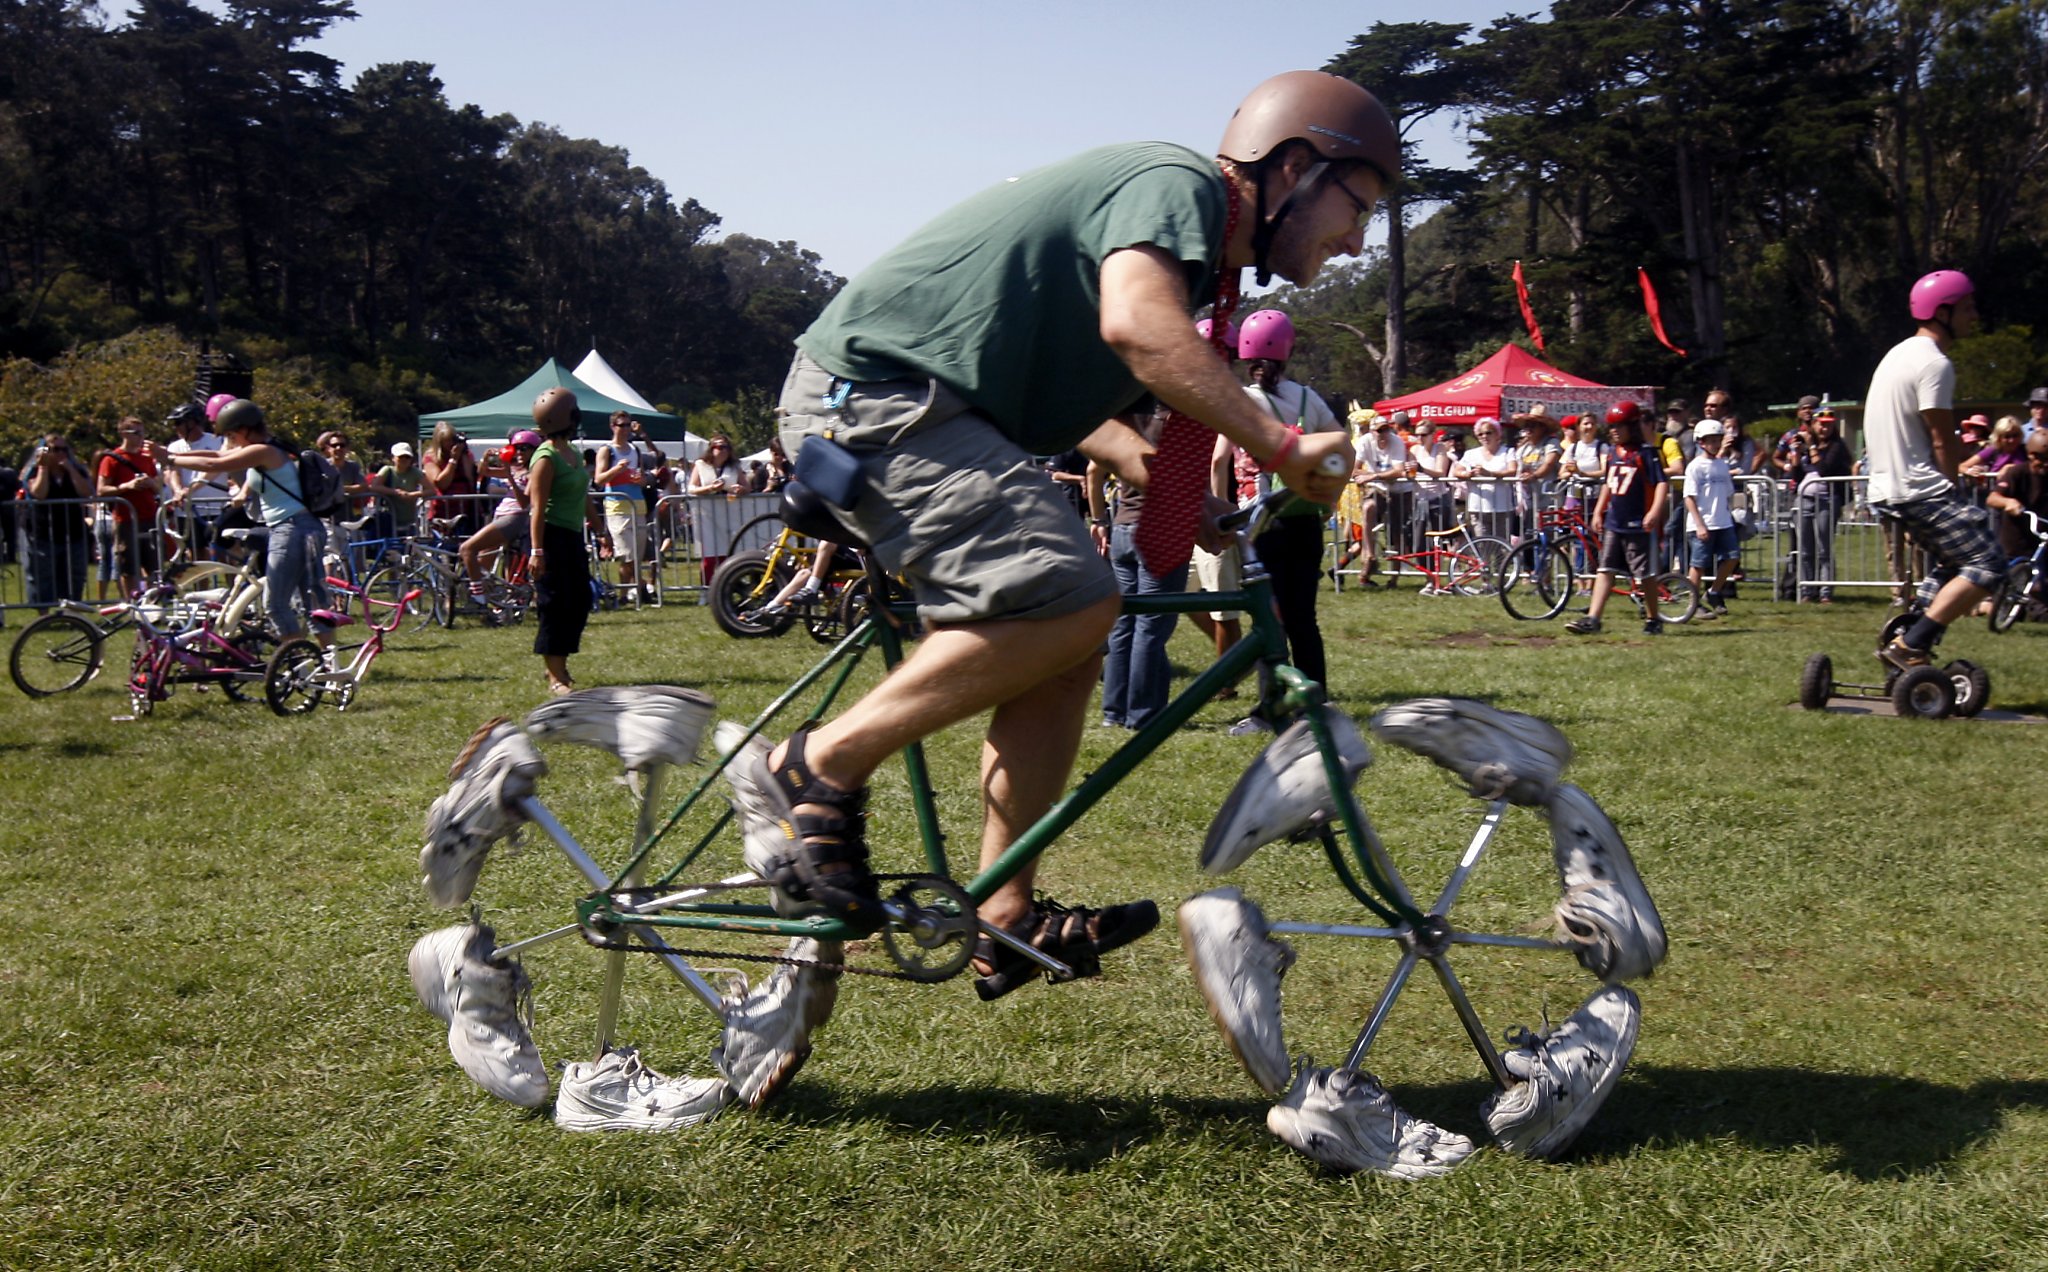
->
[527, 390, 593, 695]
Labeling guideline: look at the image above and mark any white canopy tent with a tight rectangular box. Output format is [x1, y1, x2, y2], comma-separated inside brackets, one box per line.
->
[573, 348, 708, 461]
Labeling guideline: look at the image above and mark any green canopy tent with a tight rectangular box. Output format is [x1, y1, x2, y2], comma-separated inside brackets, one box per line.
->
[416, 359, 697, 449]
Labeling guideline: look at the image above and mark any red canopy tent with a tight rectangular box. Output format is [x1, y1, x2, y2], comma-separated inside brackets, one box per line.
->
[1373, 344, 1608, 427]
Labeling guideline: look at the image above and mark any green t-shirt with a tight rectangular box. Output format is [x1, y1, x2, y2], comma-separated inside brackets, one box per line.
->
[799, 142, 1227, 454]
[378, 465, 423, 528]
[534, 441, 590, 531]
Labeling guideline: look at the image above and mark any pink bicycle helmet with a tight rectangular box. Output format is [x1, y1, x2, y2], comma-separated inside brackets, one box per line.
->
[205, 393, 238, 422]
[1909, 270, 1974, 321]
[1196, 317, 1241, 352]
[1238, 309, 1296, 362]
[509, 428, 544, 448]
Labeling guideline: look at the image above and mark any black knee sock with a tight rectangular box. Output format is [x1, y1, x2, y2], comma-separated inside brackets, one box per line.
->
[1904, 615, 1944, 649]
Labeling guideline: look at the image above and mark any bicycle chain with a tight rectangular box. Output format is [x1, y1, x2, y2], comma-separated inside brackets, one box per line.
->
[578, 874, 975, 984]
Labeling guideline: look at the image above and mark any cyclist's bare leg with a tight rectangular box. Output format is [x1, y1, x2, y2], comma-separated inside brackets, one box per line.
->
[972, 650, 1104, 930]
[460, 523, 507, 584]
[766, 593, 1121, 869]
[1925, 575, 1991, 625]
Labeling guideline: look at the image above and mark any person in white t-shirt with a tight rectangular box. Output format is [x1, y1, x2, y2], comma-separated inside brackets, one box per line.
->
[162, 402, 234, 560]
[1683, 421, 1739, 617]
[1354, 412, 1414, 585]
[1452, 416, 1521, 544]
[1863, 270, 2005, 670]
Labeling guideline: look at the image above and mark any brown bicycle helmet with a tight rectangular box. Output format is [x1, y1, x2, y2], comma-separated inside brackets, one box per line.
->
[533, 387, 581, 436]
[1219, 71, 1400, 186]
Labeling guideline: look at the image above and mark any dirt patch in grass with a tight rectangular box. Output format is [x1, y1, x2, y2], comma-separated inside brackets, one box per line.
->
[1431, 629, 1559, 649]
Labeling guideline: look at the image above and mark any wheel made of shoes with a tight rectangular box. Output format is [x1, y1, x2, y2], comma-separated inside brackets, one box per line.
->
[1267, 1063, 1476, 1179]
[1368, 697, 1572, 806]
[1547, 784, 1667, 984]
[1202, 708, 1372, 875]
[1179, 887, 1294, 1096]
[1482, 984, 1641, 1159]
[711, 938, 843, 1109]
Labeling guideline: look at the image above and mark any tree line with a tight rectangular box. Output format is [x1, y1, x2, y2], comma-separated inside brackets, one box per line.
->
[5, 1, 2045, 454]
[0, 0, 840, 453]
[1282, 0, 2048, 415]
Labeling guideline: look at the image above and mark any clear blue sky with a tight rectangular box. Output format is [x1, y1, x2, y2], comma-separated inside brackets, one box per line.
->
[307, 0, 1532, 279]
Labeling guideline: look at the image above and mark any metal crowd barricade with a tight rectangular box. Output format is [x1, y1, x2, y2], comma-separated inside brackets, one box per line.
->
[1, 495, 146, 623]
[1782, 474, 1923, 602]
[1730, 474, 1781, 598]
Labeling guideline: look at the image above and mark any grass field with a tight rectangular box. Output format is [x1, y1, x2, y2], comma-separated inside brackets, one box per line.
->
[3, 583, 2047, 1271]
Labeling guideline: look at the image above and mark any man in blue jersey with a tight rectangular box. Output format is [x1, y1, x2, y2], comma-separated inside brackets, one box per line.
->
[1568, 402, 1668, 636]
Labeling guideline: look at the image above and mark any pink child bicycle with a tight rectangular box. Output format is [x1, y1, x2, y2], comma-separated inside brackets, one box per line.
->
[263, 575, 419, 716]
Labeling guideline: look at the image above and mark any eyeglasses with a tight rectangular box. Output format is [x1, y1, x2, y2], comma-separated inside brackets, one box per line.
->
[1327, 176, 1376, 230]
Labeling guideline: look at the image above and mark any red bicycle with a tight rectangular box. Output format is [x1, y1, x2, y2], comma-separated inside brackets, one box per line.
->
[263, 575, 419, 715]
[1496, 505, 1699, 623]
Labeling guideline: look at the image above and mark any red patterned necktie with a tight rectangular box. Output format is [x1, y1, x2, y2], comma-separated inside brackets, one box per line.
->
[1134, 178, 1243, 576]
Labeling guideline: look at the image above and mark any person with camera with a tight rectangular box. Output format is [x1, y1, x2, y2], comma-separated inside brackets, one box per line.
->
[22, 432, 95, 608]
[424, 421, 481, 536]
[1791, 409, 1853, 603]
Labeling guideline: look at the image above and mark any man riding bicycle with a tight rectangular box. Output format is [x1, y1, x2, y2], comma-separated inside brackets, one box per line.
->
[725, 71, 1383, 1012]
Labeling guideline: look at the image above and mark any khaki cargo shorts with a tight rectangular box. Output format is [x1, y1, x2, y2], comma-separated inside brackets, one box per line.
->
[776, 352, 1116, 626]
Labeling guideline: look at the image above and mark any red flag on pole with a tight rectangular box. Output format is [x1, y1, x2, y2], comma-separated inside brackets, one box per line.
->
[1637, 266, 1687, 357]
[1512, 260, 1546, 353]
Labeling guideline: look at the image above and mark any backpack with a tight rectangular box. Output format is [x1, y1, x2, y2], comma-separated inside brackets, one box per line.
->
[293, 447, 347, 519]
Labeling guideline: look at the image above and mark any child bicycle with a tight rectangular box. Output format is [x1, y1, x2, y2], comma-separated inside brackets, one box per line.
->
[12, 544, 270, 699]
[407, 485, 1668, 1173]
[121, 592, 280, 719]
[1497, 505, 1700, 623]
[262, 575, 420, 715]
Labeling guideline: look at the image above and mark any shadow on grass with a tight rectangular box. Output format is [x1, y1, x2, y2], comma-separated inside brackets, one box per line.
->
[766, 1082, 1269, 1174]
[1582, 1065, 2048, 1180]
[761, 1064, 2048, 1180]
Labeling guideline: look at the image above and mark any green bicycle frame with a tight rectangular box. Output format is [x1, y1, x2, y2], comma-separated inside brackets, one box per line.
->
[580, 500, 1428, 945]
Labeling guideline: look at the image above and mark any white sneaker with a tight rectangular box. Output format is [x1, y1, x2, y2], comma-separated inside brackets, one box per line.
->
[1546, 784, 1667, 983]
[525, 684, 716, 774]
[1227, 715, 1274, 737]
[1267, 1062, 1476, 1179]
[555, 1045, 734, 1132]
[713, 721, 799, 916]
[1482, 984, 1641, 1158]
[1368, 697, 1572, 806]
[1202, 708, 1372, 874]
[408, 922, 549, 1107]
[1179, 888, 1295, 1095]
[419, 719, 547, 908]
[710, 938, 842, 1108]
